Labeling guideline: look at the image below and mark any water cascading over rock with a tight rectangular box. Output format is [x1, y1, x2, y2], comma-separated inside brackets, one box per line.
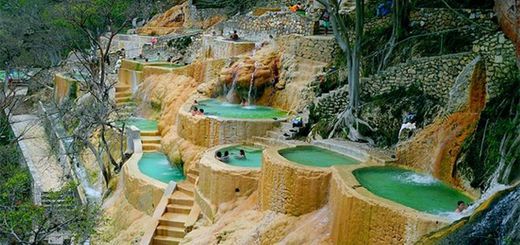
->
[397, 57, 487, 185]
[219, 48, 280, 104]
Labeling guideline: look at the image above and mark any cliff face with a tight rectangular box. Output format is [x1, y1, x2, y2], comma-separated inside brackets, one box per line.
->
[495, 0, 520, 67]
[397, 57, 487, 186]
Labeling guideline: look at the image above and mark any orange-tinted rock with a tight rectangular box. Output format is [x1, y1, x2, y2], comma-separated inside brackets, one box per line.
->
[495, 0, 520, 67]
[137, 2, 189, 36]
[397, 57, 487, 185]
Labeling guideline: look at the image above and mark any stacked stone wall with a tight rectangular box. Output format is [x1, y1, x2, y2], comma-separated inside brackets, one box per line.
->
[217, 12, 314, 41]
[277, 34, 339, 64]
[313, 33, 517, 122]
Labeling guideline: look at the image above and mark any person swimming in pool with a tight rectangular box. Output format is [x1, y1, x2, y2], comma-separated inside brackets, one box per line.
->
[455, 200, 467, 213]
[191, 106, 198, 116]
[215, 151, 223, 161]
[221, 151, 230, 162]
[235, 149, 246, 160]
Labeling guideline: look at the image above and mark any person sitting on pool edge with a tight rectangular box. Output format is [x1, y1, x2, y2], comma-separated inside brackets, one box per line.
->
[235, 149, 246, 160]
[191, 106, 198, 116]
[215, 151, 222, 161]
[230, 30, 239, 41]
[220, 151, 230, 162]
[455, 200, 467, 213]
[198, 108, 205, 115]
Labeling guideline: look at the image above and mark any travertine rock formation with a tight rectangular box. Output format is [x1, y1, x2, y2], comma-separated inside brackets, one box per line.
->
[219, 46, 279, 102]
[137, 1, 190, 35]
[182, 192, 332, 244]
[397, 57, 487, 185]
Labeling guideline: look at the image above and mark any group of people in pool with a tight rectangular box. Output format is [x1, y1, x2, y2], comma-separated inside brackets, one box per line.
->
[215, 149, 246, 162]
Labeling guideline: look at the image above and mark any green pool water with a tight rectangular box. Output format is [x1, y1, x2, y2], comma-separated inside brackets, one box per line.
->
[218, 145, 263, 168]
[196, 99, 287, 119]
[117, 117, 158, 131]
[353, 166, 473, 215]
[138, 152, 185, 184]
[279, 145, 359, 167]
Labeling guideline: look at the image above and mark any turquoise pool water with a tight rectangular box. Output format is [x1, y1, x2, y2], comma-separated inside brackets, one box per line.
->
[218, 145, 263, 168]
[279, 145, 360, 167]
[354, 166, 473, 215]
[138, 152, 185, 184]
[196, 99, 287, 119]
[117, 117, 158, 131]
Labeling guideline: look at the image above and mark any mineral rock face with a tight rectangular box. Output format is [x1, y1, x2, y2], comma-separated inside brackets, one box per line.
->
[219, 47, 280, 102]
[397, 57, 487, 185]
[494, 0, 520, 67]
[137, 2, 190, 35]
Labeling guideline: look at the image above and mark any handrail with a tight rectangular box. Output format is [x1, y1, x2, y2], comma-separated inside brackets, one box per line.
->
[140, 181, 177, 245]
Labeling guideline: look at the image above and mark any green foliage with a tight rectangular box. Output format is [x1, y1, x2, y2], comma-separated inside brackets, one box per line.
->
[360, 84, 441, 146]
[458, 80, 520, 189]
[168, 36, 193, 51]
[0, 115, 100, 243]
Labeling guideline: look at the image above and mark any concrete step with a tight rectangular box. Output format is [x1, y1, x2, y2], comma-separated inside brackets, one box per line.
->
[169, 194, 193, 206]
[188, 167, 199, 176]
[177, 183, 194, 196]
[115, 91, 132, 98]
[267, 131, 284, 139]
[186, 173, 197, 184]
[141, 130, 160, 137]
[156, 225, 185, 237]
[166, 204, 191, 214]
[158, 218, 185, 228]
[116, 96, 132, 103]
[142, 143, 161, 151]
[141, 136, 162, 144]
[152, 235, 182, 245]
[115, 85, 131, 92]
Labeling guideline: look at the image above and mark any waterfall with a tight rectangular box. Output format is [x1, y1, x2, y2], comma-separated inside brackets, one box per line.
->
[226, 65, 240, 102]
[439, 185, 520, 244]
[247, 61, 259, 105]
[130, 70, 138, 95]
[62, 137, 102, 202]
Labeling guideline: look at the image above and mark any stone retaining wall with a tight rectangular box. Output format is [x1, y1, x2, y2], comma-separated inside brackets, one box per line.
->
[177, 100, 283, 147]
[314, 32, 517, 121]
[216, 11, 314, 41]
[277, 34, 338, 63]
[329, 166, 448, 244]
[200, 35, 256, 59]
[362, 52, 477, 102]
[196, 145, 261, 221]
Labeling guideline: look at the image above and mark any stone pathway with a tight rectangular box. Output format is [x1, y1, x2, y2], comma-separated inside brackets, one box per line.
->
[10, 114, 66, 192]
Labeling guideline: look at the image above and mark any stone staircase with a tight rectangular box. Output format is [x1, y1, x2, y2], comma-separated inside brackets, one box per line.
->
[150, 168, 200, 245]
[263, 109, 310, 141]
[141, 130, 162, 152]
[115, 83, 136, 117]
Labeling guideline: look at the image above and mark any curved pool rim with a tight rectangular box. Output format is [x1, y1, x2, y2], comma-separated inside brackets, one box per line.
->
[188, 97, 289, 121]
[278, 144, 364, 168]
[353, 165, 474, 215]
[338, 164, 476, 219]
[216, 144, 264, 168]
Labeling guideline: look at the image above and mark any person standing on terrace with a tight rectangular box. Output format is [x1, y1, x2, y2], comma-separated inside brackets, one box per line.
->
[230, 30, 239, 41]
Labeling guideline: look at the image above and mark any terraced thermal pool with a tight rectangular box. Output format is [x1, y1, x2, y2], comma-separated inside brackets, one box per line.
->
[197, 99, 287, 119]
[353, 166, 473, 215]
[218, 145, 263, 168]
[279, 145, 360, 167]
[138, 152, 185, 184]
[117, 117, 158, 131]
[147, 63, 184, 68]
